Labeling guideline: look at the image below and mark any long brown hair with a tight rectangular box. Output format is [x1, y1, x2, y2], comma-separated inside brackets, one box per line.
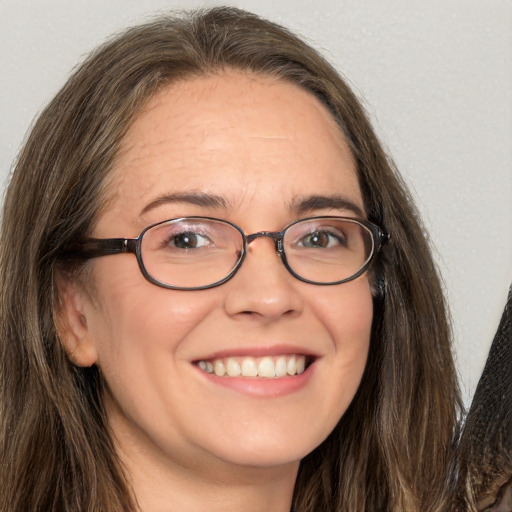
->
[0, 7, 461, 511]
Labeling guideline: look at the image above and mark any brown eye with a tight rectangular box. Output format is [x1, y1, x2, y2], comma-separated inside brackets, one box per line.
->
[171, 232, 210, 249]
[300, 230, 345, 248]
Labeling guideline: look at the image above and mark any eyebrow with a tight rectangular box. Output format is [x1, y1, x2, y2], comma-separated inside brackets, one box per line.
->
[140, 192, 230, 215]
[291, 195, 365, 217]
[140, 191, 364, 218]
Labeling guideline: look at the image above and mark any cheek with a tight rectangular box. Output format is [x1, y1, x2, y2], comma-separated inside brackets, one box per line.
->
[312, 278, 373, 400]
[87, 259, 219, 370]
[315, 277, 374, 349]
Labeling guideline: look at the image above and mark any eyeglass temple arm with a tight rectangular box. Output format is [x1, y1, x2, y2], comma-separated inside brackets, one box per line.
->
[62, 238, 138, 260]
[379, 231, 390, 246]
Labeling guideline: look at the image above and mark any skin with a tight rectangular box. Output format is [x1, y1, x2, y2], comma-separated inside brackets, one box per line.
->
[59, 71, 374, 512]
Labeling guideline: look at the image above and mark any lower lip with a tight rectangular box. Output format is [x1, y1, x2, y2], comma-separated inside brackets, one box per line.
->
[195, 363, 315, 397]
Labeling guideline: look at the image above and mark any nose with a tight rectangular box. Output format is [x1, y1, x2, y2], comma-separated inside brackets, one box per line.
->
[223, 236, 303, 321]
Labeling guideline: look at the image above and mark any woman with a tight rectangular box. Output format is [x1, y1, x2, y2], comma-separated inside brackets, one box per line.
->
[0, 7, 461, 512]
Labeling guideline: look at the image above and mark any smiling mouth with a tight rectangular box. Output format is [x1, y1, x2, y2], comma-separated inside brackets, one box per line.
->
[196, 354, 311, 378]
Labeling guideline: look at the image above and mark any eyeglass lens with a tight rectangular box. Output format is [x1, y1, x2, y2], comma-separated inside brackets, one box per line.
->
[140, 217, 374, 289]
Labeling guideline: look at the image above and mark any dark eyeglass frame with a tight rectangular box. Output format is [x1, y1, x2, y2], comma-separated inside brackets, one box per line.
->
[62, 216, 389, 290]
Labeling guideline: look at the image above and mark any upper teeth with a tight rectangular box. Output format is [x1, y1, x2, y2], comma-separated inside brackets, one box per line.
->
[197, 355, 307, 378]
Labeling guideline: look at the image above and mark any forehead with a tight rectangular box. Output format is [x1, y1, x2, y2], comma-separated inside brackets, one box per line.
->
[104, 71, 362, 227]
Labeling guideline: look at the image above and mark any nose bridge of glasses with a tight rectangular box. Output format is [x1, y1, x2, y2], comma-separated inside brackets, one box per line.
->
[246, 231, 283, 252]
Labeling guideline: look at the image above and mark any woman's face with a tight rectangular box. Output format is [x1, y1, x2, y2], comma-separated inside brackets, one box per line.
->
[64, 71, 373, 472]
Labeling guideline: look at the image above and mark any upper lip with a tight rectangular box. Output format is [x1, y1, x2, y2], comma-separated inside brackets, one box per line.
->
[192, 344, 321, 362]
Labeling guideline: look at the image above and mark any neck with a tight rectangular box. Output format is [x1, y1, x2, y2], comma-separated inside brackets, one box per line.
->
[128, 456, 298, 512]
[108, 410, 299, 512]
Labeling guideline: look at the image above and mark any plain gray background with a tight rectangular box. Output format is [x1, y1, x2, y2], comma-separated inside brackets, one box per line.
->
[1, 0, 511, 405]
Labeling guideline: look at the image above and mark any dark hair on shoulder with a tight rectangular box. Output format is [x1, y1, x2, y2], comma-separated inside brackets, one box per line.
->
[454, 285, 512, 511]
[0, 7, 462, 511]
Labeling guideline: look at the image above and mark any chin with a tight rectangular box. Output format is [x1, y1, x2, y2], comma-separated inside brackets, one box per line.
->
[199, 422, 334, 469]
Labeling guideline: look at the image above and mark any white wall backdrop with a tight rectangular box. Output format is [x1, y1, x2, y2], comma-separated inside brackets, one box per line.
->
[1, 0, 511, 405]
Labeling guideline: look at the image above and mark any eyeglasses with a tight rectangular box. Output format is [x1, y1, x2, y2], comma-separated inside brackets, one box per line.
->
[65, 216, 389, 290]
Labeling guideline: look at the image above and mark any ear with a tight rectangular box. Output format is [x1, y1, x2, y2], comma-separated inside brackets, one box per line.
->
[55, 270, 99, 367]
